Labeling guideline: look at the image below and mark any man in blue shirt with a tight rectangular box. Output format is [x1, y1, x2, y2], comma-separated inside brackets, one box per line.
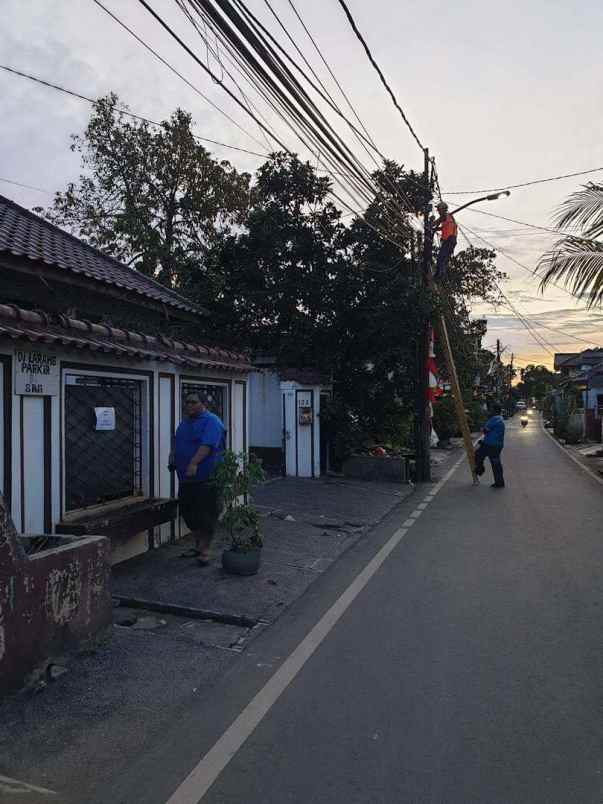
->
[475, 403, 505, 488]
[172, 392, 226, 564]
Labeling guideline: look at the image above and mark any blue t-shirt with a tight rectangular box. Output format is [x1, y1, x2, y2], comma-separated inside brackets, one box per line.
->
[175, 411, 226, 482]
[483, 415, 505, 448]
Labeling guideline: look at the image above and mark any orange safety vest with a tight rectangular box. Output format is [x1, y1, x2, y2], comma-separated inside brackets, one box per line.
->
[441, 213, 458, 240]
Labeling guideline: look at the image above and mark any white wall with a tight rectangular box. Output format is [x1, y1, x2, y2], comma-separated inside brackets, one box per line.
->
[249, 370, 282, 448]
[0, 361, 4, 498]
[21, 396, 45, 533]
[1, 343, 249, 559]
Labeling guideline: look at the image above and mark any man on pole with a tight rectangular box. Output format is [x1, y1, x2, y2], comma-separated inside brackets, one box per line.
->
[433, 201, 458, 281]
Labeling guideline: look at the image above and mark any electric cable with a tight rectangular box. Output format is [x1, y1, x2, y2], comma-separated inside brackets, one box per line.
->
[0, 62, 269, 158]
[443, 166, 603, 195]
[335, 0, 424, 151]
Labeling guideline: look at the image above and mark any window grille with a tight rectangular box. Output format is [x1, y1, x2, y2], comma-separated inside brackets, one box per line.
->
[181, 382, 227, 422]
[64, 375, 143, 511]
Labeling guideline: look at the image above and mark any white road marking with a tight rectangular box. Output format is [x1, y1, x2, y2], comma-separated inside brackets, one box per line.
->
[416, 503, 428, 510]
[402, 519, 415, 527]
[0, 774, 57, 796]
[541, 421, 603, 486]
[166, 454, 465, 804]
[408, 510, 422, 519]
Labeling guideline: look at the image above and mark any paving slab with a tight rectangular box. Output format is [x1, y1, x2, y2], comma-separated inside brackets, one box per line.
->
[111, 476, 413, 625]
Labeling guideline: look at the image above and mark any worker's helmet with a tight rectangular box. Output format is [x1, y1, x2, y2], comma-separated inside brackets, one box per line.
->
[436, 201, 448, 212]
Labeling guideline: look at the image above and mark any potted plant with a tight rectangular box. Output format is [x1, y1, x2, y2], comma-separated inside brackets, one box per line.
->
[213, 450, 266, 576]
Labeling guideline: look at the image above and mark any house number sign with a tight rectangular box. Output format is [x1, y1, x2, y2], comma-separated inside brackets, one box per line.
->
[14, 348, 60, 396]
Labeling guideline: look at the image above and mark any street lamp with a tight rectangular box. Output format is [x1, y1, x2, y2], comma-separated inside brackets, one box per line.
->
[450, 190, 511, 217]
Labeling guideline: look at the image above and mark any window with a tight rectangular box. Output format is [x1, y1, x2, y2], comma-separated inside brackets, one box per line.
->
[181, 381, 228, 424]
[64, 374, 145, 511]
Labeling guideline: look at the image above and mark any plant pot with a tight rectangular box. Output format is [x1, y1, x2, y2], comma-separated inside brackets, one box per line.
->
[222, 547, 262, 576]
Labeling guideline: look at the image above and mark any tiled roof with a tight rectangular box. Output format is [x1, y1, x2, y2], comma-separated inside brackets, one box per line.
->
[0, 194, 206, 316]
[0, 304, 251, 374]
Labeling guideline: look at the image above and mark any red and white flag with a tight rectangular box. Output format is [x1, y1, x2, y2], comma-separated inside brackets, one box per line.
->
[426, 326, 443, 410]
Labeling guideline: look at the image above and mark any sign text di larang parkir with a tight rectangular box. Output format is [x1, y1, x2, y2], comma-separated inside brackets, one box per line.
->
[14, 348, 59, 396]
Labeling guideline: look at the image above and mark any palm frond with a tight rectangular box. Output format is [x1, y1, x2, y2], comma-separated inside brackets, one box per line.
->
[554, 182, 603, 239]
[539, 236, 603, 307]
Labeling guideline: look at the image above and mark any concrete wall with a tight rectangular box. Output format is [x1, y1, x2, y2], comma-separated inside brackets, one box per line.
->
[0, 495, 112, 697]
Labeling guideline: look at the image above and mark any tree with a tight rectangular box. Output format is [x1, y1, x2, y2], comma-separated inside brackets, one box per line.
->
[187, 152, 350, 367]
[539, 182, 603, 307]
[36, 94, 250, 286]
[515, 364, 556, 403]
[434, 245, 506, 392]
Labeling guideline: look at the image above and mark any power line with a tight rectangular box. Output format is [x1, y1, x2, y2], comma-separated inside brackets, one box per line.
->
[282, 0, 416, 216]
[466, 207, 575, 237]
[169, 0, 379, 208]
[459, 218, 584, 303]
[459, 224, 556, 356]
[443, 166, 603, 195]
[335, 0, 425, 152]
[91, 0, 273, 152]
[0, 176, 52, 194]
[171, 0, 414, 239]
[498, 303, 598, 347]
[0, 63, 269, 158]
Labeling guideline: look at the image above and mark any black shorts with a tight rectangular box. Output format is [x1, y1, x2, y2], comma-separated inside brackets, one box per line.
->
[179, 480, 221, 536]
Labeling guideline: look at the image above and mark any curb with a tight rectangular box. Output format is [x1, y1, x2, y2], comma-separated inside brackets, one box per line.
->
[112, 596, 259, 629]
[541, 420, 603, 487]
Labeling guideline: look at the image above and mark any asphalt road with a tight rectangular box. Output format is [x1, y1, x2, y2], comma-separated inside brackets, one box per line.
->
[79, 418, 603, 804]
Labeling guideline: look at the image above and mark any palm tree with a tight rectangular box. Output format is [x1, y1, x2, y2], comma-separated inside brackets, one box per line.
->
[539, 182, 603, 307]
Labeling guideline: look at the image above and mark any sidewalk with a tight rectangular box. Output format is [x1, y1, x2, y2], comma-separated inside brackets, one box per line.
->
[543, 425, 603, 479]
[0, 471, 425, 804]
[112, 475, 413, 626]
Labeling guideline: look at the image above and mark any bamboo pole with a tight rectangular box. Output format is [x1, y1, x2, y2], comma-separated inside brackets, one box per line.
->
[435, 313, 478, 484]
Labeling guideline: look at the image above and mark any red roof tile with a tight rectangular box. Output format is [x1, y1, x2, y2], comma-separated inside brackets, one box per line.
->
[0, 194, 206, 316]
[0, 304, 251, 374]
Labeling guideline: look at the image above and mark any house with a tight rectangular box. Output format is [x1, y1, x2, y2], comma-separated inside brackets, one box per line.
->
[0, 194, 251, 564]
[249, 357, 332, 477]
[554, 349, 603, 376]
[553, 349, 603, 441]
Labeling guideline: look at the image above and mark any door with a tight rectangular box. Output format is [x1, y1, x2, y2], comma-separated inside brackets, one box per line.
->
[295, 389, 314, 478]
[282, 390, 296, 476]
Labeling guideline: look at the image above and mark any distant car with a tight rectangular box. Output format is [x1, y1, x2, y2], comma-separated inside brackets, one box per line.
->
[516, 401, 526, 410]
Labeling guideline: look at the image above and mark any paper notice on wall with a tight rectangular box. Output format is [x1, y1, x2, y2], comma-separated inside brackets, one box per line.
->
[94, 407, 116, 431]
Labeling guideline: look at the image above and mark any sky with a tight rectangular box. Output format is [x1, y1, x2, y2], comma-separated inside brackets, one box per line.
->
[2, 0, 603, 371]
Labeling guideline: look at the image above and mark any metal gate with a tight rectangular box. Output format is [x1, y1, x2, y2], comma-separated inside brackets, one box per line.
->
[64, 375, 143, 511]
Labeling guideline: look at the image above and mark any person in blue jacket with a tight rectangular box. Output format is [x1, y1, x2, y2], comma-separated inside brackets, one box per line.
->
[171, 392, 226, 564]
[475, 402, 505, 488]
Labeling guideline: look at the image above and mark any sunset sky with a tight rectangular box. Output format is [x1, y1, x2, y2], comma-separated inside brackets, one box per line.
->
[2, 0, 602, 370]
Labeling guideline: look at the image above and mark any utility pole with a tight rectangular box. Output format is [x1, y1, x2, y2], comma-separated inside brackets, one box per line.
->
[415, 148, 433, 482]
[496, 339, 502, 400]
[508, 353, 514, 412]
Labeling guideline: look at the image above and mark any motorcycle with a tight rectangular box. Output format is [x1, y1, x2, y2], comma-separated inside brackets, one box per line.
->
[520, 415, 528, 428]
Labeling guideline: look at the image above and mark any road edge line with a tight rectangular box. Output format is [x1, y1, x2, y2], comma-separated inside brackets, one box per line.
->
[165, 454, 466, 804]
[541, 420, 603, 487]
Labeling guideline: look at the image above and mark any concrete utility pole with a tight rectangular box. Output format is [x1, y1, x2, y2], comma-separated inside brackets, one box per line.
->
[415, 148, 433, 482]
[496, 339, 503, 400]
[508, 353, 514, 410]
